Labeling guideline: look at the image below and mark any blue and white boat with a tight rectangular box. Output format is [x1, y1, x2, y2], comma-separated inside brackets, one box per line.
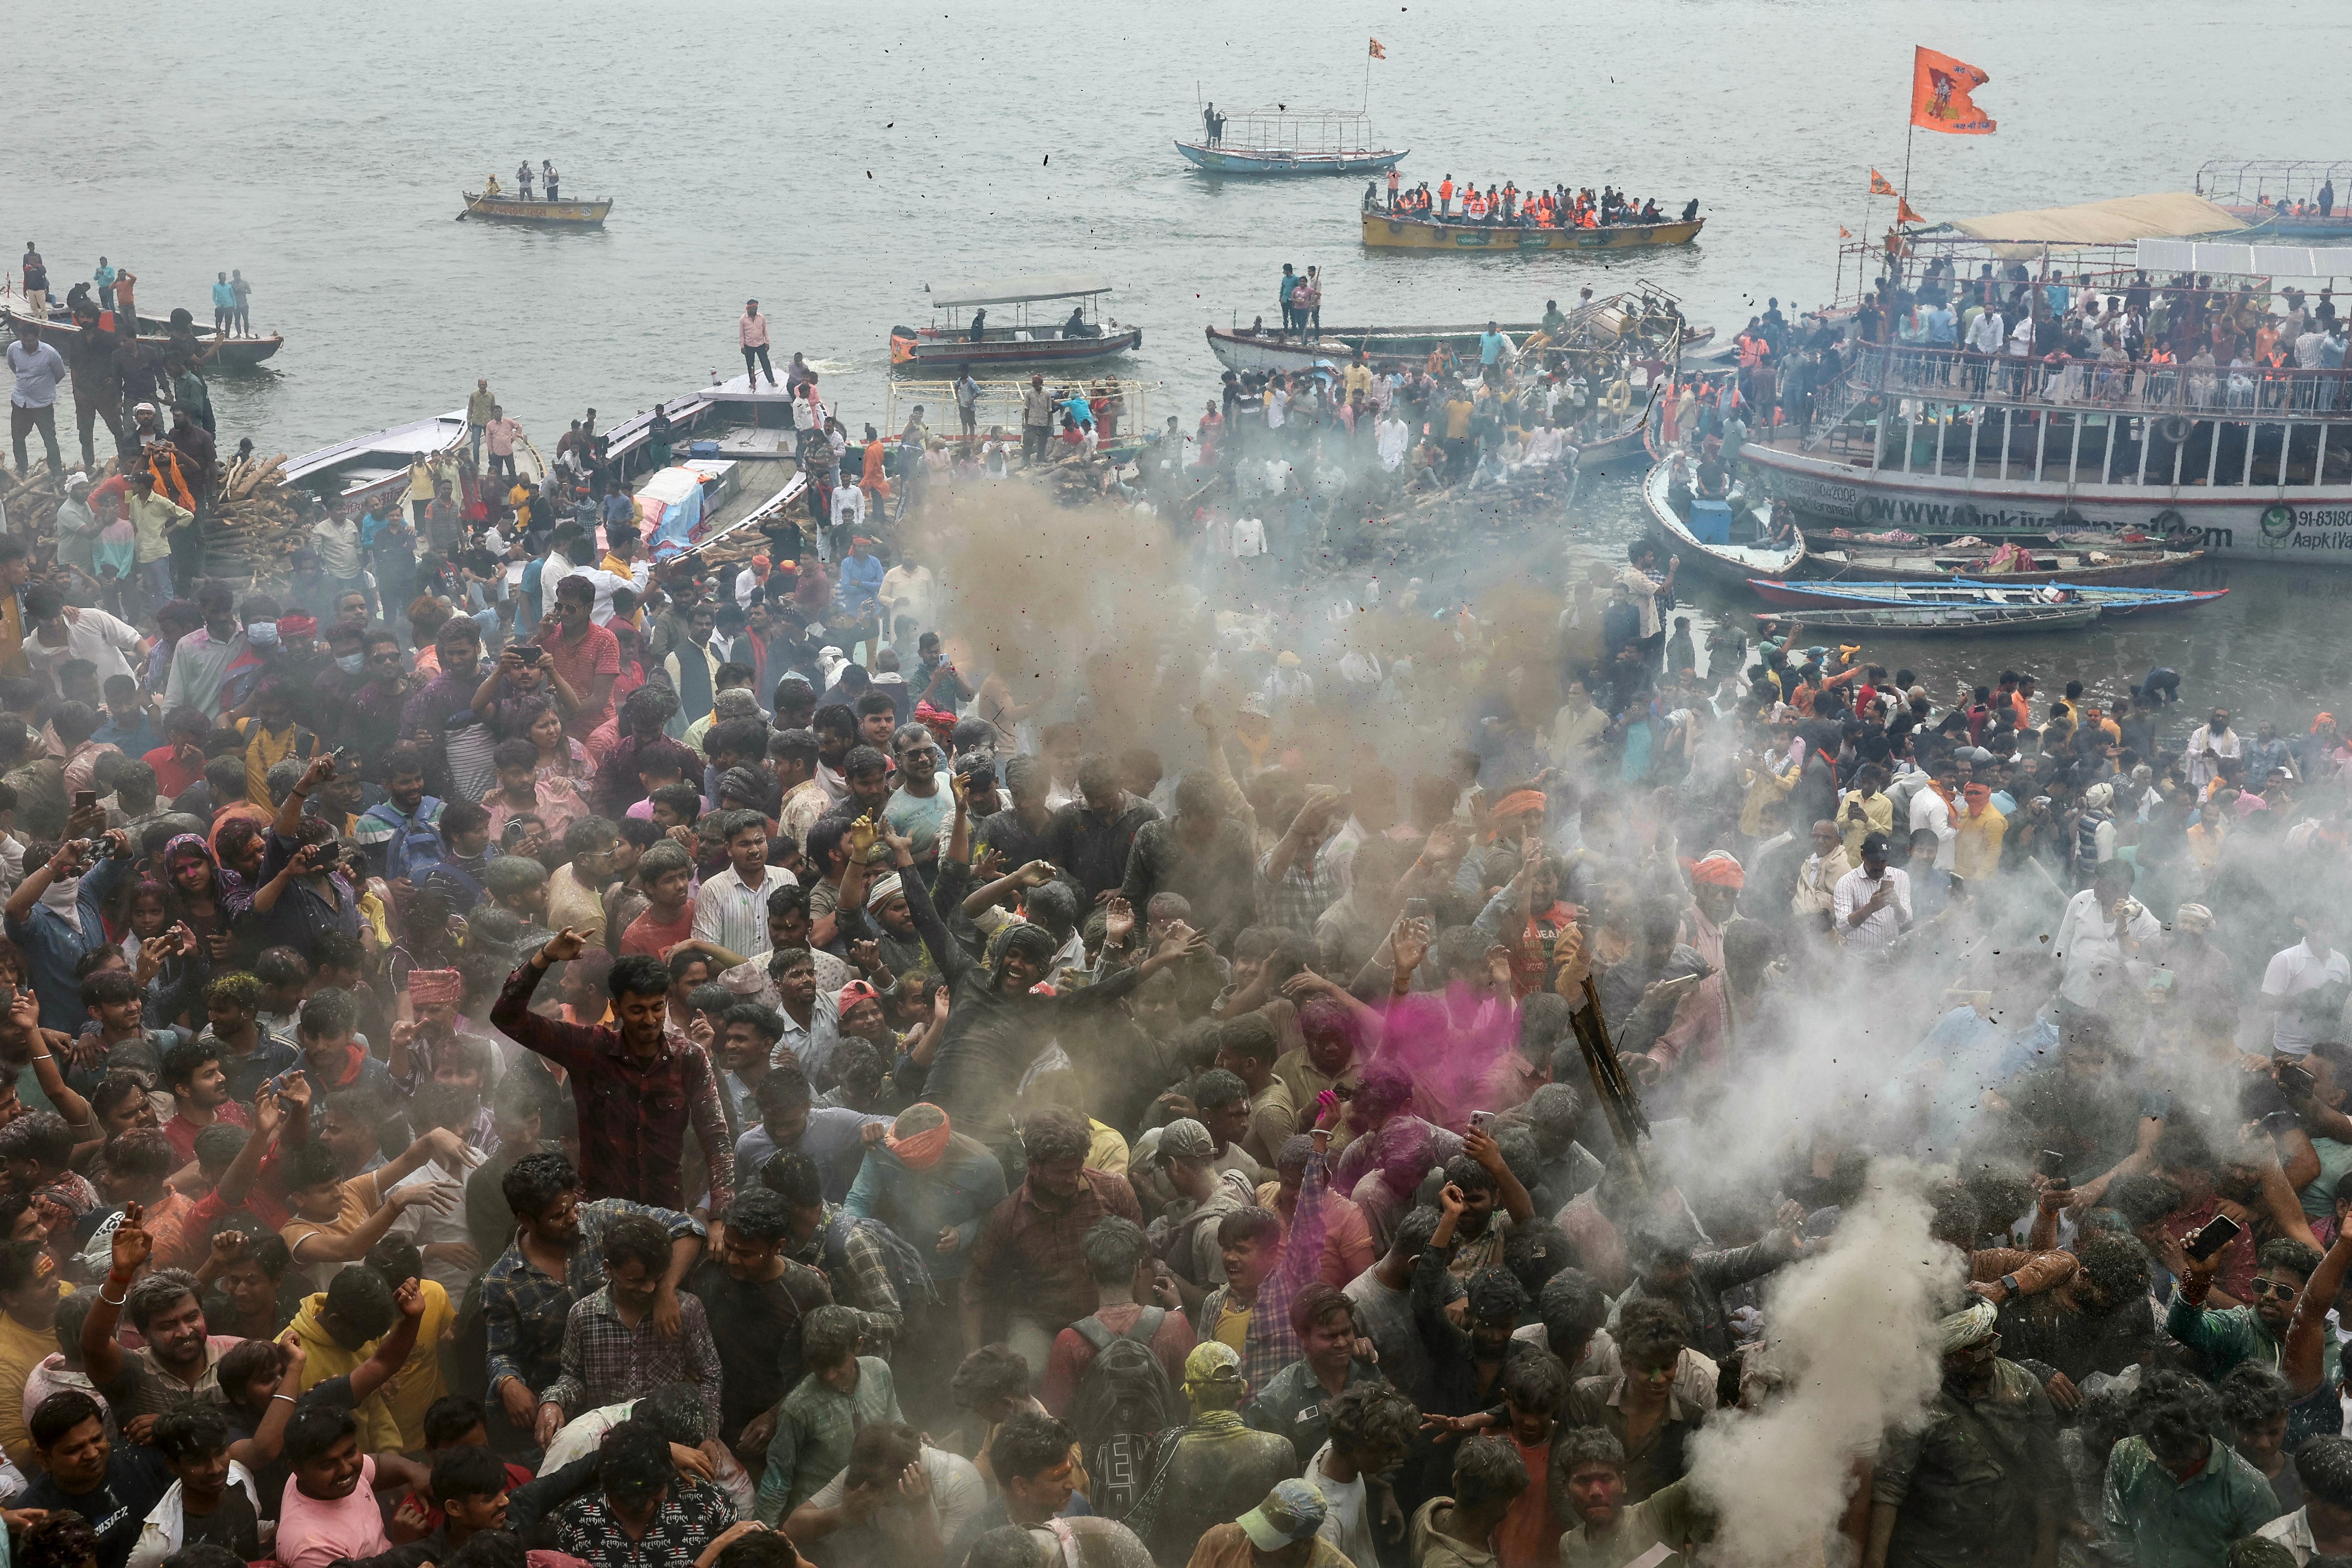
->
[1748, 577, 2228, 617]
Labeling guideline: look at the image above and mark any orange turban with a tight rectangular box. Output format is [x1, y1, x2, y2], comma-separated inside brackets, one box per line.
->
[1688, 852, 1745, 889]
[1492, 789, 1548, 822]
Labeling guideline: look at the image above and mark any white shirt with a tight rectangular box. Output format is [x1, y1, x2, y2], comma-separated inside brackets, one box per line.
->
[1377, 417, 1410, 470]
[1966, 310, 2005, 354]
[2263, 940, 2352, 1055]
[2006, 316, 2035, 357]
[771, 991, 843, 1084]
[806, 1447, 988, 1566]
[2051, 888, 2161, 1008]
[1232, 517, 1268, 558]
[387, 1145, 488, 1295]
[1311, 1444, 1377, 1568]
[311, 515, 363, 577]
[832, 483, 867, 529]
[878, 564, 934, 628]
[692, 862, 796, 962]
[562, 563, 644, 627]
[23, 607, 143, 690]
[2184, 724, 2241, 789]
[1907, 784, 1957, 872]
[1832, 864, 1911, 953]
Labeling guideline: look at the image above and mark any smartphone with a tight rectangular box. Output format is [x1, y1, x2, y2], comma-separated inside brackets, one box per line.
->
[1402, 898, 1432, 923]
[1468, 1110, 1495, 1131]
[2281, 1062, 2317, 1098]
[510, 644, 541, 663]
[2185, 1213, 2242, 1263]
[74, 790, 96, 812]
[2036, 1149, 2070, 1189]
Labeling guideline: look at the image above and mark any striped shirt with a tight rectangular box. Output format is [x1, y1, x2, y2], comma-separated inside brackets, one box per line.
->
[689, 863, 796, 961]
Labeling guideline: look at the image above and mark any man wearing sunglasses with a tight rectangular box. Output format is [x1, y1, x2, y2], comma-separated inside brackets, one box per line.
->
[2169, 1234, 2327, 1395]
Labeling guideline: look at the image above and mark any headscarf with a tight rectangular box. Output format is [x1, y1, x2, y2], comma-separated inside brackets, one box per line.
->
[1937, 1300, 1998, 1353]
[38, 873, 83, 933]
[885, 1104, 953, 1170]
[2082, 782, 2114, 812]
[1689, 850, 1745, 890]
[1961, 782, 1992, 815]
[2173, 903, 2216, 932]
[1491, 789, 1548, 823]
[408, 970, 463, 1005]
[866, 874, 905, 907]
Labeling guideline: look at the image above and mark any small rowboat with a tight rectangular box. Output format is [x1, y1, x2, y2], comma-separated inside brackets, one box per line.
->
[0, 304, 283, 370]
[1750, 602, 2105, 635]
[1747, 578, 2229, 616]
[459, 191, 612, 226]
[1643, 461, 1802, 580]
[1360, 211, 1703, 251]
[1801, 541, 2205, 588]
[1175, 141, 1405, 175]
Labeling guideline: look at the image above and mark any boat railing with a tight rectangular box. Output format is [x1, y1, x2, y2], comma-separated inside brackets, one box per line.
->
[1838, 339, 2352, 423]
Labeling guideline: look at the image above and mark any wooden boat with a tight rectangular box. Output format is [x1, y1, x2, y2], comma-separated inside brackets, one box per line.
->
[1748, 577, 2229, 616]
[1643, 461, 1802, 579]
[890, 274, 1139, 370]
[1206, 320, 1715, 375]
[1801, 540, 2205, 588]
[1360, 211, 1703, 251]
[459, 191, 612, 226]
[1749, 601, 2104, 635]
[1176, 142, 1404, 175]
[0, 304, 283, 370]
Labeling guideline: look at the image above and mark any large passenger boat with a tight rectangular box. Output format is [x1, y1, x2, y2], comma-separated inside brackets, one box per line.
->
[1739, 205, 2352, 565]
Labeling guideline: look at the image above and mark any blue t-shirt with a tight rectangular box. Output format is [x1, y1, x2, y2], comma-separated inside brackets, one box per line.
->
[212, 280, 237, 309]
[1480, 331, 1507, 365]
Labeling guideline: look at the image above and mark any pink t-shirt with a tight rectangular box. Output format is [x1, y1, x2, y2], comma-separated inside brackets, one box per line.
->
[278, 1454, 389, 1568]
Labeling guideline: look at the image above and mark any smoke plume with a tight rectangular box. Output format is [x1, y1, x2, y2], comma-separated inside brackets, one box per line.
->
[1685, 1163, 1960, 1567]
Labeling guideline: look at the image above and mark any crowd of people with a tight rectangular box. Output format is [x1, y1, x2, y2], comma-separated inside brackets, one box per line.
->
[18, 248, 2352, 1568]
[1365, 180, 1698, 232]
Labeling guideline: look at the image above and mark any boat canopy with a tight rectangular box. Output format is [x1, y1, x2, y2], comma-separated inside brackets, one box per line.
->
[927, 274, 1111, 308]
[1938, 192, 2242, 246]
[2137, 238, 2352, 278]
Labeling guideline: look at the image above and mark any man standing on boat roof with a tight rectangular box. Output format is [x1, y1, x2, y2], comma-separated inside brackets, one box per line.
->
[740, 300, 776, 389]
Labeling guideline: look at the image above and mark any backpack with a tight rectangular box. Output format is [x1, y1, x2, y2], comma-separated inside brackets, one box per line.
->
[1067, 1309, 1179, 1522]
[368, 800, 449, 885]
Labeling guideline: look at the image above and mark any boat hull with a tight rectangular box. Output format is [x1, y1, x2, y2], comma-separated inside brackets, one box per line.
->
[0, 306, 283, 369]
[1748, 578, 2226, 615]
[890, 326, 1141, 369]
[1642, 462, 1802, 579]
[1360, 213, 1702, 251]
[1176, 141, 1405, 175]
[1205, 320, 1716, 375]
[2220, 205, 2352, 240]
[1801, 545, 2202, 588]
[461, 193, 611, 225]
[284, 410, 471, 507]
[1749, 601, 2105, 635]
[1741, 439, 2352, 566]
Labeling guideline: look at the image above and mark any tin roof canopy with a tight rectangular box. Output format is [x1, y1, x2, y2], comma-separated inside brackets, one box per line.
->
[1940, 192, 2243, 246]
[926, 274, 1112, 308]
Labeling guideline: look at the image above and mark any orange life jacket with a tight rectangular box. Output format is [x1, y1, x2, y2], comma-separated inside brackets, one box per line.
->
[1440, 179, 1454, 200]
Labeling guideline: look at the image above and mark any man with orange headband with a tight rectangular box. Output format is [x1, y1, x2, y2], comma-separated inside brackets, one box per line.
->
[844, 1102, 1007, 1379]
[1645, 851, 1741, 1077]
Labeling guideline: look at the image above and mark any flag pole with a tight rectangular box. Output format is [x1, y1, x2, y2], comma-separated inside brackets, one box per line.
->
[1364, 41, 1373, 113]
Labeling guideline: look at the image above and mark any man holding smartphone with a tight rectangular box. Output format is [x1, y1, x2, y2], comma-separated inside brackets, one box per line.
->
[1831, 833, 1911, 957]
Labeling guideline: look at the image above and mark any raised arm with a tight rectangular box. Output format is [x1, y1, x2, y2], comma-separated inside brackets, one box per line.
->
[2287, 1228, 2352, 1397]
[888, 821, 973, 987]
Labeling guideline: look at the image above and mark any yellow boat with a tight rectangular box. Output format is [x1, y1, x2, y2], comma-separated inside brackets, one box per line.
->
[1360, 211, 1703, 251]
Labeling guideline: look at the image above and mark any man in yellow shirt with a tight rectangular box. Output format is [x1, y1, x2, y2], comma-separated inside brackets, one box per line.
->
[283, 1264, 439, 1452]
[1954, 783, 2008, 883]
[1838, 763, 1896, 859]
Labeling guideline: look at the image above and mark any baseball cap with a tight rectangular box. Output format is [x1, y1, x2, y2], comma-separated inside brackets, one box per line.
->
[1238, 1480, 1328, 1550]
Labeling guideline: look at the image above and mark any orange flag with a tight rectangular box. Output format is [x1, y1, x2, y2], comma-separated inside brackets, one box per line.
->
[1838, 225, 1854, 238]
[1911, 46, 1996, 134]
[1897, 196, 1925, 225]
[1368, 37, 1386, 57]
[1869, 169, 1897, 197]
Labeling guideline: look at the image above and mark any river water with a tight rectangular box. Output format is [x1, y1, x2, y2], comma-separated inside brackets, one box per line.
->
[9, 0, 2352, 721]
